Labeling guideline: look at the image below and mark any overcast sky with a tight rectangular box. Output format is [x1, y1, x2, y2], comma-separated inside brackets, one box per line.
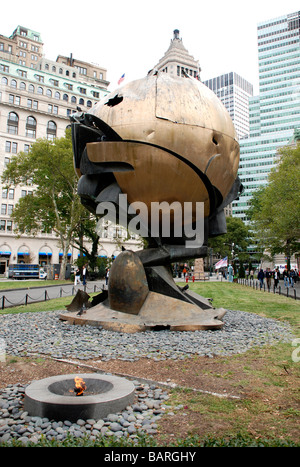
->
[1, 1, 299, 95]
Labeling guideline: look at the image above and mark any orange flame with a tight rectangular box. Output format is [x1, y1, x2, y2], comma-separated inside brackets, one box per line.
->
[74, 376, 86, 396]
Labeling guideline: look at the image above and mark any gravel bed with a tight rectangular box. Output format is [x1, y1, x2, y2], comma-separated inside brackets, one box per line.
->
[0, 309, 294, 362]
[0, 380, 170, 445]
[0, 308, 294, 445]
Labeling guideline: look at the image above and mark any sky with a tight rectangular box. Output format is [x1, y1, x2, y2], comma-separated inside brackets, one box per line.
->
[1, 0, 299, 95]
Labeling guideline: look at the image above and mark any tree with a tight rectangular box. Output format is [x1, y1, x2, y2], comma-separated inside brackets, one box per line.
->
[208, 216, 252, 265]
[248, 142, 300, 269]
[1, 130, 85, 279]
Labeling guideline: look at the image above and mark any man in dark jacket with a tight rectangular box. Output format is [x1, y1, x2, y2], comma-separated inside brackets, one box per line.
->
[258, 269, 264, 289]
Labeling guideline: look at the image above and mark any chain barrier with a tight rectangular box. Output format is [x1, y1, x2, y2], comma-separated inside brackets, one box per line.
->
[237, 278, 299, 300]
[0, 284, 102, 309]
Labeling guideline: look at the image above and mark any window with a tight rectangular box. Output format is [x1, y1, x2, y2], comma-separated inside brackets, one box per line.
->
[7, 112, 19, 135]
[2, 189, 7, 199]
[37, 86, 43, 94]
[46, 89, 52, 97]
[28, 84, 34, 93]
[11, 79, 17, 88]
[63, 93, 68, 101]
[8, 189, 14, 199]
[47, 121, 57, 141]
[7, 221, 13, 231]
[20, 82, 26, 90]
[17, 69, 27, 78]
[7, 205, 13, 215]
[25, 116, 37, 138]
[79, 98, 84, 105]
[24, 144, 30, 154]
[1, 204, 7, 215]
[5, 141, 18, 154]
[1, 77, 8, 85]
[75, 66, 87, 75]
[54, 91, 60, 99]
[0, 221, 6, 231]
[87, 100, 92, 108]
[71, 96, 76, 104]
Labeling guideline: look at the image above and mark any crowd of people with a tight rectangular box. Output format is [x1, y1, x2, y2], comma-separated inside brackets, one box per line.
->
[253, 267, 298, 290]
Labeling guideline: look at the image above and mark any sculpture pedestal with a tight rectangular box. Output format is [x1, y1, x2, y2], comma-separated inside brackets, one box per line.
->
[61, 250, 226, 333]
[59, 290, 226, 332]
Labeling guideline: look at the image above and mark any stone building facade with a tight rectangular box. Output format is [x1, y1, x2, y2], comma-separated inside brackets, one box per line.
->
[0, 25, 140, 276]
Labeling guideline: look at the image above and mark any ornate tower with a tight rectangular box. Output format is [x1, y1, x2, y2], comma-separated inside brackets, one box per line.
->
[153, 29, 201, 80]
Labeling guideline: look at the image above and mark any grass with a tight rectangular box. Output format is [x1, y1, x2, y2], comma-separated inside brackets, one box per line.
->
[186, 281, 300, 331]
[1, 280, 299, 447]
[1, 432, 297, 447]
[0, 279, 71, 290]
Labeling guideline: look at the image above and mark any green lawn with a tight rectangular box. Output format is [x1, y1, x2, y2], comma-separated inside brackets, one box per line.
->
[0, 279, 71, 290]
[186, 281, 300, 331]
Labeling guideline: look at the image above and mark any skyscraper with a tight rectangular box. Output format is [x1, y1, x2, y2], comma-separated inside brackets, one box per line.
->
[204, 72, 253, 140]
[232, 11, 300, 222]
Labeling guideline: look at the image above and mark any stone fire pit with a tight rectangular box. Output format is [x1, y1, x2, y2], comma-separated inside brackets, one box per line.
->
[24, 373, 135, 422]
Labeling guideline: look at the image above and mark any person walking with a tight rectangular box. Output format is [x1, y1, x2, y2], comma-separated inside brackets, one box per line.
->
[228, 264, 234, 283]
[74, 267, 81, 286]
[258, 269, 264, 289]
[283, 268, 289, 288]
[105, 268, 110, 286]
[266, 268, 272, 291]
[82, 264, 88, 286]
[274, 268, 280, 289]
[290, 269, 295, 287]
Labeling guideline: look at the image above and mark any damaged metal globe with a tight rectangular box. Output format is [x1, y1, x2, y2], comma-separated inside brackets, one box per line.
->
[60, 71, 242, 332]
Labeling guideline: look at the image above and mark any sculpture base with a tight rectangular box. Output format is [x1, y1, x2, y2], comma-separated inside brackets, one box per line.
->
[59, 291, 226, 333]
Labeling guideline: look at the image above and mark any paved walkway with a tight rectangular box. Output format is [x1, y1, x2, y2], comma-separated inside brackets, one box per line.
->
[0, 280, 105, 309]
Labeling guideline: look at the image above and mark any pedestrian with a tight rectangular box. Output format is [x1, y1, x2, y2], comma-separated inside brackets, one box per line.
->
[82, 263, 87, 286]
[274, 268, 280, 289]
[105, 268, 110, 286]
[258, 269, 264, 289]
[290, 269, 295, 287]
[228, 264, 234, 283]
[74, 267, 81, 286]
[250, 269, 254, 280]
[266, 268, 272, 290]
[283, 268, 289, 288]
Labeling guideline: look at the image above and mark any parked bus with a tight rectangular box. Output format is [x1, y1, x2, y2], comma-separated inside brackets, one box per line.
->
[8, 264, 47, 280]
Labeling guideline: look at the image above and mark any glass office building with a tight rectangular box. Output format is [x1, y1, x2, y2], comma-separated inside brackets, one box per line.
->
[204, 72, 253, 140]
[232, 11, 300, 221]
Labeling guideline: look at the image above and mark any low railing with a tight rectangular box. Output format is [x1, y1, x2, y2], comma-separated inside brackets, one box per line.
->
[0, 283, 102, 310]
[237, 278, 299, 300]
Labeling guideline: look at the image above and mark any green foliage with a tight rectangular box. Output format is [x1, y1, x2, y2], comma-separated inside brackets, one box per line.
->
[248, 142, 300, 264]
[2, 432, 298, 447]
[208, 216, 252, 263]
